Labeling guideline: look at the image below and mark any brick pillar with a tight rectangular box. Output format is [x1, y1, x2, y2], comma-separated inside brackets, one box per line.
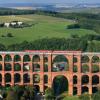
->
[77, 54, 82, 95]
[20, 55, 23, 85]
[30, 55, 33, 85]
[11, 55, 14, 86]
[48, 54, 52, 88]
[89, 57, 92, 95]
[40, 54, 44, 92]
[68, 54, 73, 95]
[2, 55, 5, 86]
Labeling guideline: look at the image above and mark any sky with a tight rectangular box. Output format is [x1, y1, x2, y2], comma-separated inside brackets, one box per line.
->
[0, 0, 100, 4]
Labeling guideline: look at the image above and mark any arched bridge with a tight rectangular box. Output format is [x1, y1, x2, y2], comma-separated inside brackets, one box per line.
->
[0, 50, 99, 95]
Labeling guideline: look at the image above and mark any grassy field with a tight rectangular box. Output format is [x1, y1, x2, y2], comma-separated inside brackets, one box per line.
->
[63, 96, 79, 100]
[0, 14, 97, 45]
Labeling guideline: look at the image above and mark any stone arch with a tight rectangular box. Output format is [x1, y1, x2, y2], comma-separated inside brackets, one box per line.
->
[82, 75, 89, 85]
[73, 57, 78, 63]
[52, 55, 69, 72]
[73, 65, 78, 73]
[34, 85, 40, 93]
[33, 74, 40, 83]
[33, 64, 40, 72]
[5, 84, 11, 88]
[14, 63, 21, 71]
[92, 56, 99, 63]
[44, 64, 48, 72]
[4, 54, 12, 62]
[82, 86, 89, 94]
[81, 64, 89, 73]
[23, 55, 31, 62]
[0, 55, 2, 61]
[92, 65, 99, 73]
[4, 63, 12, 71]
[44, 75, 48, 84]
[81, 55, 89, 63]
[14, 55, 21, 62]
[52, 75, 68, 96]
[44, 56, 48, 62]
[92, 87, 98, 93]
[23, 63, 30, 71]
[23, 73, 30, 83]
[5, 73, 11, 83]
[73, 75, 77, 84]
[0, 64, 2, 71]
[73, 87, 77, 95]
[14, 73, 21, 83]
[0, 74, 2, 83]
[92, 75, 99, 85]
[33, 55, 40, 62]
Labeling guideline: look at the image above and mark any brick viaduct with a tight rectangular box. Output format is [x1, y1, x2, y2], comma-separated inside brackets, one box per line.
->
[0, 50, 99, 95]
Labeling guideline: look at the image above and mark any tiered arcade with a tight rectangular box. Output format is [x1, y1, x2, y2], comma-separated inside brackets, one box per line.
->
[0, 50, 99, 95]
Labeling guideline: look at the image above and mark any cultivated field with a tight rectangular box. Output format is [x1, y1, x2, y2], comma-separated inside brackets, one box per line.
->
[0, 14, 97, 45]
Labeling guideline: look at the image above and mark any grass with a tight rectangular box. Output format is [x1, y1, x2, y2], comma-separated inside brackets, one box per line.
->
[63, 96, 79, 100]
[0, 14, 97, 45]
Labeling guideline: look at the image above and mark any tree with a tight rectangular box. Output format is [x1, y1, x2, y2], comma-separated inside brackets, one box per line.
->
[7, 33, 13, 37]
[6, 89, 18, 100]
[45, 88, 54, 100]
[79, 93, 90, 100]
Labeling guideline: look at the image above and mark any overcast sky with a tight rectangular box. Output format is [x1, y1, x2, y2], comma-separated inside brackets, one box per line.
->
[0, 0, 100, 4]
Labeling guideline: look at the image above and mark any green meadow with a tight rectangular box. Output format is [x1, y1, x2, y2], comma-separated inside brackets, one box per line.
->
[0, 14, 97, 45]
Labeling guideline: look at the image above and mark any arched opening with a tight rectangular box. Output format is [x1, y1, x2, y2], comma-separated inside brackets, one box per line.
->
[82, 86, 89, 94]
[33, 64, 40, 72]
[0, 64, 2, 71]
[33, 74, 40, 83]
[81, 56, 89, 63]
[92, 87, 98, 93]
[44, 56, 48, 63]
[23, 73, 30, 83]
[52, 75, 68, 96]
[73, 57, 78, 63]
[73, 75, 77, 84]
[44, 64, 48, 72]
[92, 56, 99, 63]
[0, 55, 2, 61]
[73, 65, 78, 73]
[14, 73, 21, 83]
[44, 75, 48, 84]
[44, 86, 48, 92]
[33, 55, 40, 62]
[73, 87, 77, 95]
[4, 54, 12, 62]
[23, 55, 31, 62]
[0, 74, 2, 83]
[81, 64, 89, 73]
[92, 75, 99, 85]
[5, 73, 11, 83]
[52, 55, 69, 72]
[23, 64, 30, 71]
[34, 85, 40, 93]
[5, 84, 11, 88]
[14, 64, 21, 71]
[92, 65, 99, 73]
[4, 63, 12, 71]
[82, 75, 89, 85]
[14, 55, 21, 62]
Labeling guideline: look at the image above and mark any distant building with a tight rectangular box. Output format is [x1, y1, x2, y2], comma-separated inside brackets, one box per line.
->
[17, 22, 23, 26]
[4, 23, 10, 28]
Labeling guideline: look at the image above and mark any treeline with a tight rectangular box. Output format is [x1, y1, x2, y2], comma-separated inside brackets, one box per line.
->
[0, 8, 35, 15]
[0, 34, 100, 52]
[34, 10, 100, 33]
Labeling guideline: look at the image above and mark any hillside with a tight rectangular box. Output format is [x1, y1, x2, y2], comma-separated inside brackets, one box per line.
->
[0, 14, 97, 45]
